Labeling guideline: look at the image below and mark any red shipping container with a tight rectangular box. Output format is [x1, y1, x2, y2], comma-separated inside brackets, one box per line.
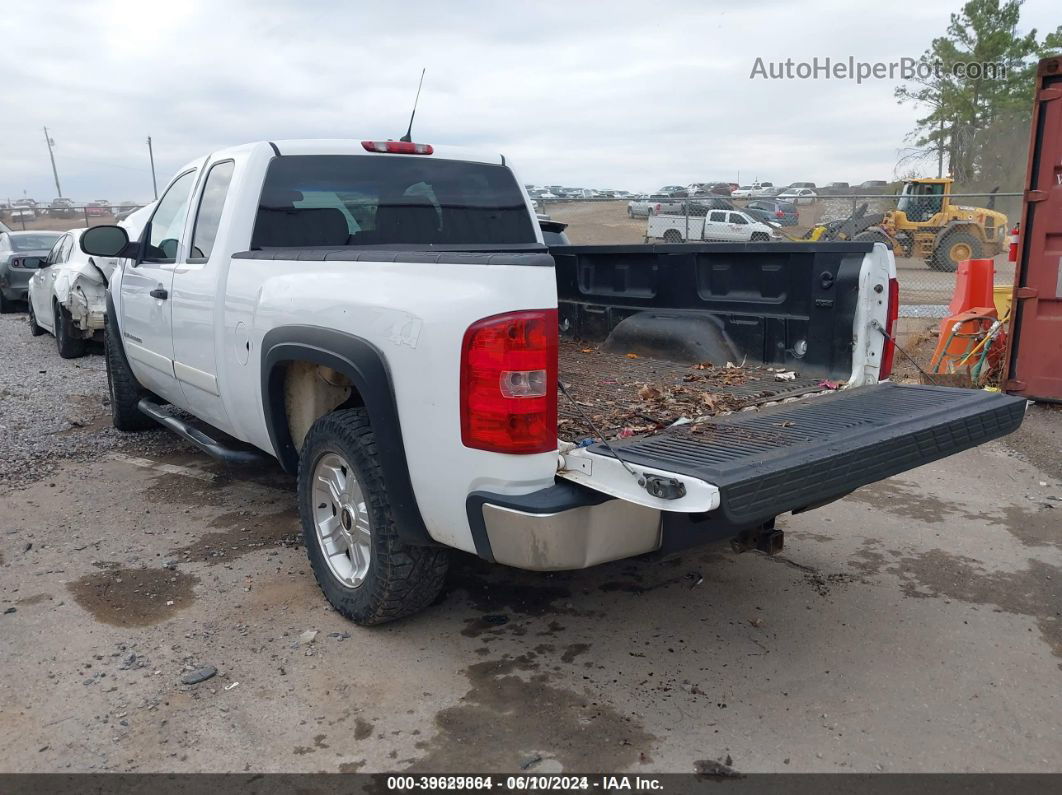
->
[1003, 56, 1062, 402]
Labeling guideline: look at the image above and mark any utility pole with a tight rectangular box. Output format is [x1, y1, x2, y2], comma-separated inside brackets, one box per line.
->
[147, 136, 158, 200]
[43, 126, 61, 198]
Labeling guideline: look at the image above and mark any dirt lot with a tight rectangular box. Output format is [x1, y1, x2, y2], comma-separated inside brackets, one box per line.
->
[546, 200, 1014, 306]
[0, 310, 1060, 774]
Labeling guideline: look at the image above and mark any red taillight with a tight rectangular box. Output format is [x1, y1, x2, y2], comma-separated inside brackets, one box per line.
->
[460, 310, 558, 454]
[879, 276, 900, 380]
[361, 140, 433, 155]
[775, 210, 784, 218]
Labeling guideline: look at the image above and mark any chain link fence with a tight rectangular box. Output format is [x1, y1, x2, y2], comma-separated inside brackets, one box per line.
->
[540, 187, 1022, 315]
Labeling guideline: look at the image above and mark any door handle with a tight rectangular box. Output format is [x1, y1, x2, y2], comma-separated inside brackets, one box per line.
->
[150, 287, 169, 300]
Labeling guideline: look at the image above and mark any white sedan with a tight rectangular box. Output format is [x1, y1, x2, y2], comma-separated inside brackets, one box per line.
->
[27, 227, 117, 358]
[776, 187, 818, 205]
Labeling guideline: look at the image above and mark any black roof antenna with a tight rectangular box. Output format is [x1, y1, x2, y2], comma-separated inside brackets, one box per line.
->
[400, 68, 426, 143]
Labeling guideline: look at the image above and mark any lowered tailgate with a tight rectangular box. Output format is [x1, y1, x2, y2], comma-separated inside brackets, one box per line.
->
[570, 383, 1025, 524]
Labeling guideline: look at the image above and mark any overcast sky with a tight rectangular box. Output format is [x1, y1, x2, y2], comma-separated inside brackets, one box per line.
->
[2, 0, 1058, 202]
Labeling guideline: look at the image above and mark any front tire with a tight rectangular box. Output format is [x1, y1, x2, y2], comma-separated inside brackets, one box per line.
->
[0, 291, 11, 314]
[27, 301, 44, 336]
[104, 313, 155, 431]
[298, 409, 449, 626]
[54, 304, 87, 359]
[930, 229, 982, 273]
[751, 232, 769, 242]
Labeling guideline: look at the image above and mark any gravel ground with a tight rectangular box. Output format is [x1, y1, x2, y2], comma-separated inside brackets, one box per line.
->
[0, 312, 187, 488]
[0, 297, 1060, 774]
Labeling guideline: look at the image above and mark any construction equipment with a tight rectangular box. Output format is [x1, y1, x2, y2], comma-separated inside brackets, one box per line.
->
[802, 178, 1008, 273]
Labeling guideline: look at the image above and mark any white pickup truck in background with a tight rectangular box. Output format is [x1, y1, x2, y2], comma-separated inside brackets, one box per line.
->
[79, 138, 1026, 626]
[647, 208, 780, 243]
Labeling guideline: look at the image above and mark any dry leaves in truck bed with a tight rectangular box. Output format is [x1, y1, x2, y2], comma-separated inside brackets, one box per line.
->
[556, 339, 823, 442]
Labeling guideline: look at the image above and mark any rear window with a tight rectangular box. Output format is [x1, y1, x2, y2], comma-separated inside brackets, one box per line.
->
[11, 233, 60, 251]
[251, 155, 536, 249]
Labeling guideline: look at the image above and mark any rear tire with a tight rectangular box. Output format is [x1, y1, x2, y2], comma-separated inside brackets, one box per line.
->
[298, 409, 449, 626]
[54, 304, 87, 359]
[105, 313, 155, 431]
[27, 301, 44, 336]
[662, 229, 682, 243]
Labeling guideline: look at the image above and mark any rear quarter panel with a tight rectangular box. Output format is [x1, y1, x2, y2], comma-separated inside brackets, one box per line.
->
[222, 257, 561, 553]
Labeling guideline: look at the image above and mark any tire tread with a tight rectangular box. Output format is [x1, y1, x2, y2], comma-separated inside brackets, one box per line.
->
[298, 409, 448, 626]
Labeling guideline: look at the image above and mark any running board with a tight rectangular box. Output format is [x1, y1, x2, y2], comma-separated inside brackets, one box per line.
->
[137, 399, 267, 466]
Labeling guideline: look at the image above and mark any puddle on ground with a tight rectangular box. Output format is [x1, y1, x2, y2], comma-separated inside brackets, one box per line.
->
[848, 480, 983, 524]
[895, 549, 1062, 658]
[169, 508, 301, 564]
[854, 544, 1062, 660]
[68, 565, 198, 627]
[989, 505, 1062, 549]
[445, 557, 578, 618]
[409, 653, 654, 773]
[144, 472, 234, 508]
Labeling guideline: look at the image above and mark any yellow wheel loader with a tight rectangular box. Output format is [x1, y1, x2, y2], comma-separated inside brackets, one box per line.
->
[804, 179, 1008, 272]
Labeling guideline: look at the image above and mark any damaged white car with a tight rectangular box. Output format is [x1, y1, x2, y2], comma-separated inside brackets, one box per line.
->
[27, 227, 117, 358]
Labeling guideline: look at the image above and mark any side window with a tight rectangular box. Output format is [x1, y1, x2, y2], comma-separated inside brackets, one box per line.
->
[59, 235, 74, 262]
[708, 211, 726, 222]
[729, 213, 748, 225]
[47, 237, 65, 265]
[189, 160, 235, 261]
[145, 170, 197, 263]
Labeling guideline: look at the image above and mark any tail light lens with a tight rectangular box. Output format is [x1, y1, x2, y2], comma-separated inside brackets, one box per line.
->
[461, 310, 558, 454]
[775, 210, 784, 218]
[879, 276, 900, 380]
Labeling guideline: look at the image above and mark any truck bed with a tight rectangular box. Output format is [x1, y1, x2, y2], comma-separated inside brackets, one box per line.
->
[551, 242, 1024, 522]
[558, 339, 825, 442]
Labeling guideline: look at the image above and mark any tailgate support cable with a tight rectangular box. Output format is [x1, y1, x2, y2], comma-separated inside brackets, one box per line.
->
[558, 381, 640, 480]
[872, 321, 941, 385]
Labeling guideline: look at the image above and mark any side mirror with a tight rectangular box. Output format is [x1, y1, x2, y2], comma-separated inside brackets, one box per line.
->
[81, 225, 131, 258]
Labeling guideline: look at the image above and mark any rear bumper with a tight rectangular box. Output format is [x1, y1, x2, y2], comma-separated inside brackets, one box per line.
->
[467, 483, 661, 571]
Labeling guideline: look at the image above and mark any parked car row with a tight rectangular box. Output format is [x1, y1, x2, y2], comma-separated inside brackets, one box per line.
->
[0, 204, 151, 358]
[0, 198, 142, 222]
[526, 185, 634, 200]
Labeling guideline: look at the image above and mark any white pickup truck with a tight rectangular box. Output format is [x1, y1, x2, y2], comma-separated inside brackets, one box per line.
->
[80, 138, 1026, 625]
[647, 208, 780, 243]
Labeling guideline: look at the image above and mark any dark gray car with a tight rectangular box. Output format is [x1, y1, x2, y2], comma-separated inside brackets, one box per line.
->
[0, 231, 61, 312]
